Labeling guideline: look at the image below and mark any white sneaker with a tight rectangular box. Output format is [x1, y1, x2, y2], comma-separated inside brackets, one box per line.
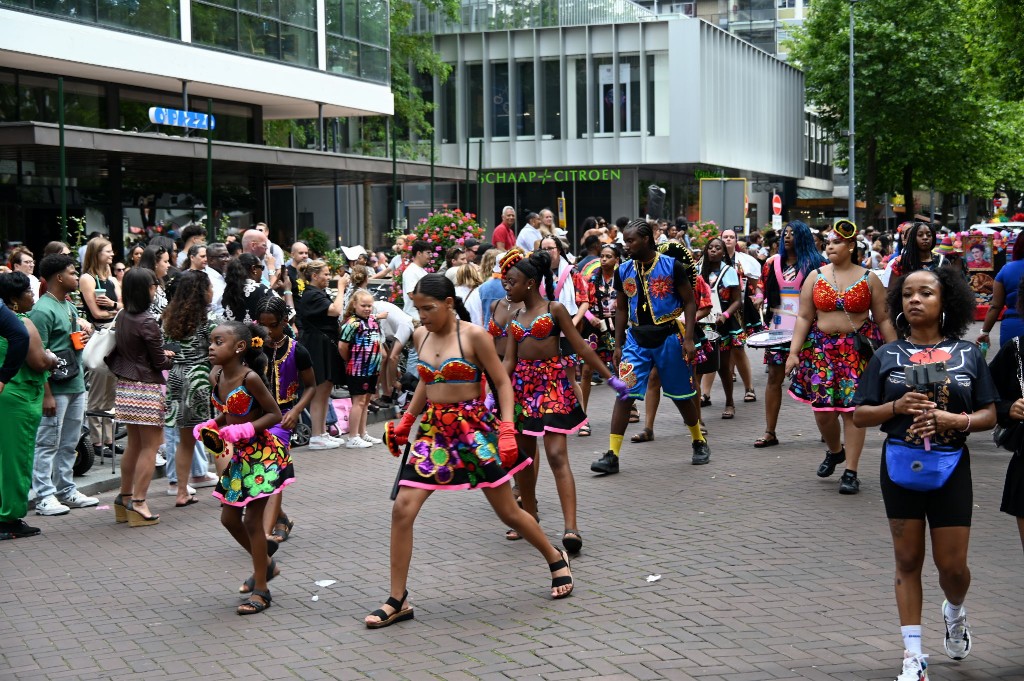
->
[346, 436, 373, 449]
[35, 495, 71, 516]
[166, 484, 198, 496]
[59, 490, 99, 508]
[308, 434, 340, 450]
[942, 600, 972, 660]
[895, 651, 928, 681]
[155, 453, 167, 467]
[324, 433, 346, 445]
[361, 433, 382, 444]
[188, 473, 219, 488]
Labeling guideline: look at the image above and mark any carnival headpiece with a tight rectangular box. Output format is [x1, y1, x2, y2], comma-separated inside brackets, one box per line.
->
[499, 247, 527, 278]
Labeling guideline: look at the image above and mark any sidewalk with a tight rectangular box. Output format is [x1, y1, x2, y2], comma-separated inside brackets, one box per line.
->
[2, 342, 1024, 680]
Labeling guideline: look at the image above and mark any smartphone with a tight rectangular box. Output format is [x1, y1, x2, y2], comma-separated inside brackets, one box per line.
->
[905, 361, 948, 391]
[163, 341, 182, 354]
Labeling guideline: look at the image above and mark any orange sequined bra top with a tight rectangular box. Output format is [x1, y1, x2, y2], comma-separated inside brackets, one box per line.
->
[487, 316, 509, 339]
[211, 369, 257, 416]
[812, 269, 871, 314]
[509, 302, 558, 343]
[416, 319, 483, 385]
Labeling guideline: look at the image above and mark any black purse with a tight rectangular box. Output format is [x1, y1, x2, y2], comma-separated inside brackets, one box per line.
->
[994, 338, 1024, 452]
[854, 332, 878, 361]
[49, 348, 80, 383]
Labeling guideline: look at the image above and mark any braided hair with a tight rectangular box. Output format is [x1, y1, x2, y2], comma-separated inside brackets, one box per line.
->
[514, 250, 556, 301]
[624, 218, 656, 251]
[255, 294, 289, 326]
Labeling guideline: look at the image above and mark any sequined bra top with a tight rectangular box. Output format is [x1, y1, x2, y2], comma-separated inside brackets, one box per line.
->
[416, 319, 483, 385]
[509, 303, 558, 343]
[487, 316, 508, 339]
[211, 369, 257, 416]
[812, 269, 871, 314]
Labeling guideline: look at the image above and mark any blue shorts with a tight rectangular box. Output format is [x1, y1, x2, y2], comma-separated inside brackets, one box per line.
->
[618, 329, 696, 401]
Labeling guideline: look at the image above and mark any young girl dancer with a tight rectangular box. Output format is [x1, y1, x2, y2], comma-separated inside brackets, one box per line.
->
[367, 274, 573, 629]
[256, 296, 317, 546]
[193, 321, 292, 615]
[339, 289, 383, 449]
[498, 249, 628, 554]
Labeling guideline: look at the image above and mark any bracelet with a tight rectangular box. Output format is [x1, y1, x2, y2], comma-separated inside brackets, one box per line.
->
[723, 311, 731, 320]
[959, 411, 971, 433]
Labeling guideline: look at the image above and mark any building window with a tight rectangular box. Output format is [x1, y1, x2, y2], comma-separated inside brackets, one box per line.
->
[467, 63, 483, 138]
[3, 0, 180, 38]
[492, 62, 510, 138]
[193, 0, 319, 69]
[440, 73, 456, 143]
[325, 0, 390, 83]
[516, 61, 535, 137]
[574, 57, 587, 138]
[542, 60, 560, 139]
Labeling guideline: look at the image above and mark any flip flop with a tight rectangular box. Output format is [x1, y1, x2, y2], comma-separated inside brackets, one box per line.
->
[174, 496, 199, 507]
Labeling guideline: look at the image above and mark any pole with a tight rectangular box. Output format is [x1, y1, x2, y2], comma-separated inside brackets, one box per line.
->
[465, 137, 471, 211]
[391, 119, 398, 232]
[206, 98, 214, 242]
[58, 76, 67, 241]
[848, 0, 857, 222]
[430, 133, 435, 212]
[476, 139, 483, 217]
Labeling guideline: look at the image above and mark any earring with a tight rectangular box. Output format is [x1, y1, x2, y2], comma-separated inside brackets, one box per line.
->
[941, 312, 946, 330]
[12, 303, 18, 312]
[896, 312, 906, 327]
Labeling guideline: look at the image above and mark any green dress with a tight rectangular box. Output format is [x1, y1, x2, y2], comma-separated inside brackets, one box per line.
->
[0, 314, 47, 523]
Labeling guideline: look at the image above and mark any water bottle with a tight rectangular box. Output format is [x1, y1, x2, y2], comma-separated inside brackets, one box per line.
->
[979, 341, 990, 359]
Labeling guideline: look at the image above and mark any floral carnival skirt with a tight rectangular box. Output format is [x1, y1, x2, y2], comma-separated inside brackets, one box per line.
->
[512, 356, 588, 436]
[398, 399, 532, 491]
[788, 319, 881, 412]
[209, 431, 295, 507]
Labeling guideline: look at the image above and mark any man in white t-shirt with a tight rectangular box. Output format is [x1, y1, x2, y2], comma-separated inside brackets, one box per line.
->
[372, 299, 415, 401]
[516, 212, 543, 252]
[402, 240, 432, 322]
[176, 224, 207, 268]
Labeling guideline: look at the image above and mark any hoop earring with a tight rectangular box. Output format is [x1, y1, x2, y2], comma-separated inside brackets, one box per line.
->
[12, 303, 18, 312]
[896, 312, 907, 327]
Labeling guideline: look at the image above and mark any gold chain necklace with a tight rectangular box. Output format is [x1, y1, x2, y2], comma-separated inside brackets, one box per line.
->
[636, 252, 661, 313]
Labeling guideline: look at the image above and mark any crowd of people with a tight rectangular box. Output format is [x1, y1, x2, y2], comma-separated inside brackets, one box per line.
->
[3, 210, 1024, 681]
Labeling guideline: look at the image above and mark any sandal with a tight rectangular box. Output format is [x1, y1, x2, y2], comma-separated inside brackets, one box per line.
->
[365, 590, 414, 628]
[113, 493, 128, 524]
[630, 427, 654, 443]
[549, 547, 574, 599]
[237, 589, 271, 615]
[239, 558, 279, 594]
[174, 496, 199, 508]
[126, 499, 159, 527]
[577, 424, 591, 437]
[699, 418, 707, 435]
[754, 432, 779, 448]
[505, 528, 524, 541]
[628, 406, 640, 423]
[721, 406, 735, 420]
[562, 529, 583, 554]
[700, 394, 712, 407]
[744, 389, 757, 402]
[268, 515, 294, 543]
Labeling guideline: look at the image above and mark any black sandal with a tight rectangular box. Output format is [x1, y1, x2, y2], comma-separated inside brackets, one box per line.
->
[628, 406, 640, 423]
[239, 558, 279, 594]
[549, 548, 574, 599]
[126, 499, 159, 527]
[237, 589, 272, 615]
[754, 432, 779, 448]
[631, 428, 654, 443]
[700, 394, 712, 407]
[744, 389, 757, 402]
[269, 515, 294, 543]
[505, 528, 524, 541]
[562, 529, 583, 554]
[365, 590, 414, 629]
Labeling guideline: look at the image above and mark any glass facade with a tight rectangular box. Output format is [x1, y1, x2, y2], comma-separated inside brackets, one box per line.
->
[325, 0, 390, 83]
[0, 0, 180, 38]
[192, 0, 318, 69]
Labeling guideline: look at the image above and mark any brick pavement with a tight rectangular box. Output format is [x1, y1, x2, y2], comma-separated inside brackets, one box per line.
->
[2, 343, 1024, 681]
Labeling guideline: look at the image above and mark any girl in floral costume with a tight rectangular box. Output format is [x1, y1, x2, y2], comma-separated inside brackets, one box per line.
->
[367, 274, 575, 629]
[193, 321, 291, 615]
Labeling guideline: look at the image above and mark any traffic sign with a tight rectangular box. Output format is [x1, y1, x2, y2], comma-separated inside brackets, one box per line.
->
[772, 194, 782, 215]
[772, 214, 783, 231]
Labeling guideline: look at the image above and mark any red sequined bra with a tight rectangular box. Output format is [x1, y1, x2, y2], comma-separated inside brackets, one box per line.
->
[812, 270, 871, 314]
[509, 303, 558, 343]
[211, 370, 257, 416]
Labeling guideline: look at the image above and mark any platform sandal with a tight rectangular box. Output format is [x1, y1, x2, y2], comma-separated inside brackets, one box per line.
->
[237, 589, 271, 615]
[365, 590, 414, 629]
[126, 499, 159, 527]
[113, 493, 128, 524]
[549, 548, 574, 600]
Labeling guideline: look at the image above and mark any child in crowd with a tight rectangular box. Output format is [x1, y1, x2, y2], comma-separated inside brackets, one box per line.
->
[338, 289, 383, 449]
[193, 321, 292, 615]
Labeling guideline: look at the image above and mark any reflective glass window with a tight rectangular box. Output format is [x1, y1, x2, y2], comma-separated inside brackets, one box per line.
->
[542, 60, 560, 139]
[492, 62, 510, 138]
[467, 63, 483, 138]
[516, 61, 535, 137]
[327, 36, 359, 76]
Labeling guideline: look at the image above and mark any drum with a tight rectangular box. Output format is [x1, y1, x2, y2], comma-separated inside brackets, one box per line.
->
[695, 327, 721, 375]
[745, 329, 794, 348]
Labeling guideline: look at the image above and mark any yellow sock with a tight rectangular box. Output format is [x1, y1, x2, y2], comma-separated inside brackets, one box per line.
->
[609, 434, 624, 456]
[688, 423, 706, 442]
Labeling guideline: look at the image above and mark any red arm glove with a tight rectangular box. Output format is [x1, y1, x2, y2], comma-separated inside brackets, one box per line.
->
[219, 422, 255, 444]
[497, 421, 519, 469]
[393, 412, 416, 446]
[192, 419, 218, 441]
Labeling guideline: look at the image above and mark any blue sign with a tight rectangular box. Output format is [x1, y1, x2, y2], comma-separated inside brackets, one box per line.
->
[148, 107, 216, 131]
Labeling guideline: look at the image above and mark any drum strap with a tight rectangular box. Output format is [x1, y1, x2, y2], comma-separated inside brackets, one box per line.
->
[773, 256, 804, 291]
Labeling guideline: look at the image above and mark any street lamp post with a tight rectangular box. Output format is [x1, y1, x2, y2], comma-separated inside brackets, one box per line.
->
[848, 0, 858, 222]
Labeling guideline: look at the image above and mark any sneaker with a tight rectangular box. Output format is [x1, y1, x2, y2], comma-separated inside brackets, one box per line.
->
[942, 600, 972, 660]
[188, 473, 220, 488]
[308, 434, 341, 450]
[166, 483, 198, 496]
[839, 470, 860, 494]
[691, 439, 711, 465]
[154, 452, 167, 467]
[59, 490, 99, 508]
[346, 436, 373, 449]
[0, 519, 42, 539]
[895, 651, 928, 681]
[361, 433, 383, 445]
[34, 495, 70, 516]
[324, 433, 346, 445]
[816, 447, 846, 477]
[591, 451, 619, 475]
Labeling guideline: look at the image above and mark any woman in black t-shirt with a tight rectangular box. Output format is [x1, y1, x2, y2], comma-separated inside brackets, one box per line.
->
[852, 268, 996, 679]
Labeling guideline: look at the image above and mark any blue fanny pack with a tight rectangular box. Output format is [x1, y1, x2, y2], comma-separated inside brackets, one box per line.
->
[885, 438, 963, 492]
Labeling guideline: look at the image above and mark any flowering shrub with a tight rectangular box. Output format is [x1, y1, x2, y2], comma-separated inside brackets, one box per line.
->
[686, 220, 720, 249]
[391, 207, 482, 305]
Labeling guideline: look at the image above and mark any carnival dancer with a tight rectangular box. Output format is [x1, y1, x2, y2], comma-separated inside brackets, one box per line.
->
[698, 238, 743, 420]
[256, 296, 317, 547]
[785, 219, 895, 494]
[366, 274, 574, 629]
[753, 221, 825, 448]
[193, 321, 292, 615]
[591, 219, 710, 474]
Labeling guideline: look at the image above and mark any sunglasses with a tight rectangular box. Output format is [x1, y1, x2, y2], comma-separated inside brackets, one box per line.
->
[114, 266, 126, 272]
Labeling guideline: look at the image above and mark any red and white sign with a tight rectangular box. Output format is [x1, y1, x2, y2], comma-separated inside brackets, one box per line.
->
[772, 194, 783, 215]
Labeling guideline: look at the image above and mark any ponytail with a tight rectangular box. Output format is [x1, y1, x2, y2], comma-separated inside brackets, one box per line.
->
[221, 320, 271, 390]
[453, 296, 471, 322]
[514, 250, 556, 301]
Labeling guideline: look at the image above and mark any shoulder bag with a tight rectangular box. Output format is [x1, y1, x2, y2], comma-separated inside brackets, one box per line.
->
[83, 310, 121, 371]
[994, 337, 1024, 452]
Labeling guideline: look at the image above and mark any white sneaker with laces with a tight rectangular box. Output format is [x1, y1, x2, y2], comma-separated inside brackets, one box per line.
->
[35, 495, 71, 516]
[155, 453, 167, 466]
[895, 651, 928, 681]
[60, 490, 99, 508]
[324, 433, 346, 445]
[166, 484, 198, 496]
[942, 600, 972, 660]
[308, 434, 341, 450]
[346, 436, 372, 449]
[361, 433, 382, 444]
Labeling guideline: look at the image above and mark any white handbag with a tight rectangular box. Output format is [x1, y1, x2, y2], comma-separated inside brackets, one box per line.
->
[83, 311, 120, 371]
